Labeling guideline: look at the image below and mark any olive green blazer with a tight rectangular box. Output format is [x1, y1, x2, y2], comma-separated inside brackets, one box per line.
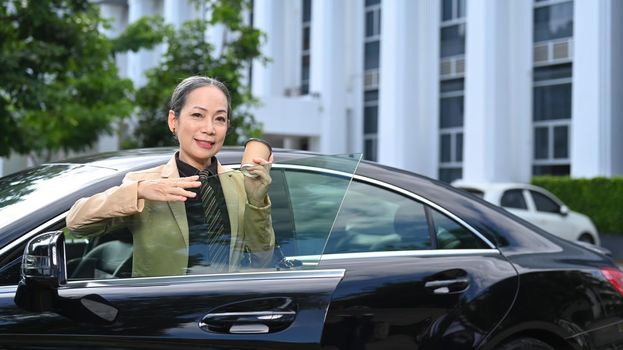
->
[66, 156, 275, 277]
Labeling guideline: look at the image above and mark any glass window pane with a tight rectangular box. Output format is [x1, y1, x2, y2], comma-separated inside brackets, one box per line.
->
[440, 78, 464, 93]
[366, 11, 374, 37]
[442, 0, 453, 21]
[553, 125, 568, 159]
[301, 55, 310, 81]
[533, 83, 572, 121]
[501, 189, 528, 210]
[438, 167, 462, 184]
[377, 8, 381, 35]
[431, 209, 489, 249]
[365, 41, 380, 70]
[440, 96, 464, 128]
[364, 106, 378, 133]
[440, 24, 465, 57]
[456, 132, 463, 162]
[364, 139, 377, 162]
[327, 182, 432, 253]
[533, 64, 572, 81]
[532, 164, 570, 176]
[534, 127, 549, 159]
[302, 0, 312, 22]
[365, 0, 381, 6]
[65, 154, 363, 279]
[302, 26, 310, 51]
[364, 90, 379, 102]
[457, 0, 466, 18]
[533, 2, 574, 42]
[440, 134, 452, 162]
[530, 191, 560, 214]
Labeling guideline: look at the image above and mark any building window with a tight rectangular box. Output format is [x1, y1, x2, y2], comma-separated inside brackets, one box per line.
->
[301, 0, 312, 95]
[363, 90, 379, 162]
[440, 24, 466, 58]
[439, 0, 465, 183]
[532, 0, 573, 175]
[439, 79, 464, 183]
[533, 0, 573, 43]
[363, 0, 381, 161]
[532, 0, 573, 177]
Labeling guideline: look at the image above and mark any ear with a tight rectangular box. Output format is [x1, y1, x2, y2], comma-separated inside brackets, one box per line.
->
[167, 110, 177, 133]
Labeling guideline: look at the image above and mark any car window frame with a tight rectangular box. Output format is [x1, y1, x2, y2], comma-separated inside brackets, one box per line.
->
[333, 174, 497, 251]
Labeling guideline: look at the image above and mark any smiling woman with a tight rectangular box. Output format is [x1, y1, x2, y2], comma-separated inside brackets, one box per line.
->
[65, 76, 275, 277]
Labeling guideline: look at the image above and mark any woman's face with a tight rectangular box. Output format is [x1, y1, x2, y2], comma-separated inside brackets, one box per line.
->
[168, 85, 228, 170]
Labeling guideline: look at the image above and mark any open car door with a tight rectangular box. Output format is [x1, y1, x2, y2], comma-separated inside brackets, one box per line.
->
[0, 153, 361, 350]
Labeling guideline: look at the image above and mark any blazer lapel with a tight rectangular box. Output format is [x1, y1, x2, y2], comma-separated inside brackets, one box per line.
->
[162, 156, 189, 248]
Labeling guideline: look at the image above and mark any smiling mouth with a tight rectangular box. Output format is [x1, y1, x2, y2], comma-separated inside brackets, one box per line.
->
[195, 139, 214, 149]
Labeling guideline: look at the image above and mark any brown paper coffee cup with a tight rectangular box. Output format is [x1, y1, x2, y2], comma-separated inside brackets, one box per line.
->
[241, 138, 272, 177]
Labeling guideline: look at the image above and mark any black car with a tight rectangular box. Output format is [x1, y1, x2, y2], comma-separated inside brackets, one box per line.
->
[0, 148, 622, 350]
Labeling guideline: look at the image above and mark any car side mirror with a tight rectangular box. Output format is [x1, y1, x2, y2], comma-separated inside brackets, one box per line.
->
[560, 205, 570, 217]
[14, 231, 66, 313]
[21, 230, 67, 288]
[14, 231, 118, 324]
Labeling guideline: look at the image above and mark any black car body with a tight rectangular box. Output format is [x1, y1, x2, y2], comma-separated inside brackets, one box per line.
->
[0, 148, 622, 349]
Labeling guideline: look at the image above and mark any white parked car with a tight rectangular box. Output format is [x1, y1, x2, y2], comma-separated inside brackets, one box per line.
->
[452, 181, 600, 246]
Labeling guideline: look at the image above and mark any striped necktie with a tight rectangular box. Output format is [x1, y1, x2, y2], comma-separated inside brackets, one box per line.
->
[198, 171, 228, 266]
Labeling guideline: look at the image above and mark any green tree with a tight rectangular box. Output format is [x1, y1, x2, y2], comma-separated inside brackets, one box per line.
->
[128, 0, 267, 149]
[0, 0, 135, 162]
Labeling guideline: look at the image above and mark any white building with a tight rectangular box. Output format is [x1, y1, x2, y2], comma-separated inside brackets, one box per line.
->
[2, 0, 622, 184]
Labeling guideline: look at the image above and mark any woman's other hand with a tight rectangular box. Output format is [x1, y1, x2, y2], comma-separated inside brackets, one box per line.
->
[243, 154, 273, 206]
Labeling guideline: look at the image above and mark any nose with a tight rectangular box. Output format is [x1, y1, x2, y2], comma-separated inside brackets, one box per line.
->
[200, 119, 216, 134]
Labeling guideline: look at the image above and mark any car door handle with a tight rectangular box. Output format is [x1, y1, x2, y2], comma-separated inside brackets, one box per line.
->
[425, 278, 470, 294]
[200, 310, 297, 334]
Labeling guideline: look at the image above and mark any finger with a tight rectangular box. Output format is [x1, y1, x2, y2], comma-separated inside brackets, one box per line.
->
[177, 189, 197, 198]
[180, 175, 200, 181]
[252, 157, 270, 165]
[247, 167, 271, 184]
[176, 180, 202, 188]
[168, 195, 190, 202]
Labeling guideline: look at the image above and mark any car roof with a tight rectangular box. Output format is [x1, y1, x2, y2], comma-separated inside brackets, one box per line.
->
[48, 147, 322, 171]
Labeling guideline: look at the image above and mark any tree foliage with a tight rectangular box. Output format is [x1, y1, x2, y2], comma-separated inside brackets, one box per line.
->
[0, 0, 266, 160]
[128, 0, 267, 148]
[0, 0, 134, 160]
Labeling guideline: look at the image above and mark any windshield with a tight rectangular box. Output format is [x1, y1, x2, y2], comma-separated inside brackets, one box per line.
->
[0, 165, 117, 230]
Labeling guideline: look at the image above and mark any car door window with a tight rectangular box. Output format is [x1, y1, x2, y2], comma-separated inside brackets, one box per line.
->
[430, 208, 490, 249]
[64, 154, 360, 281]
[530, 190, 560, 213]
[325, 180, 490, 253]
[500, 189, 528, 209]
[66, 227, 133, 280]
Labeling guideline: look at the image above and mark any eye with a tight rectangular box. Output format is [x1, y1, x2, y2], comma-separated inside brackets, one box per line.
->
[215, 115, 228, 123]
[191, 113, 203, 119]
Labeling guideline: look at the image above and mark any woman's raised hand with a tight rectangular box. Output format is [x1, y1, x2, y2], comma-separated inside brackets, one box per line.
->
[137, 175, 201, 202]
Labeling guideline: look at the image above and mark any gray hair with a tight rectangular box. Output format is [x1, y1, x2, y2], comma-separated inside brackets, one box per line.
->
[168, 76, 232, 120]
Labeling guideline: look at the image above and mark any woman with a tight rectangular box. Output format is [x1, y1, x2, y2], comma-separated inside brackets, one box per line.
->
[66, 76, 275, 277]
